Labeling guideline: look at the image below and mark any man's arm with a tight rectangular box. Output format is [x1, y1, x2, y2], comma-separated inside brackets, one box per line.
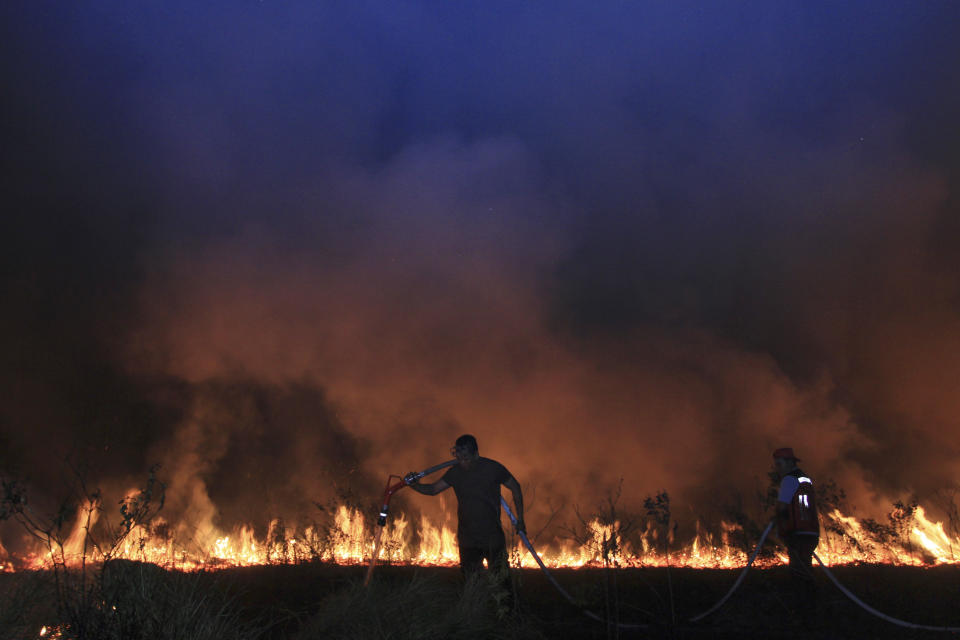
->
[775, 476, 797, 532]
[503, 475, 525, 534]
[408, 477, 451, 496]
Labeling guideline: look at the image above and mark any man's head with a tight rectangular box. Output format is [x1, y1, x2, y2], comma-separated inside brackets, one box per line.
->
[773, 447, 800, 477]
[452, 434, 479, 466]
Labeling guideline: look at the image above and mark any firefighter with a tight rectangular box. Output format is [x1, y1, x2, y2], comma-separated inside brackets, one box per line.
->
[773, 447, 820, 624]
[405, 434, 525, 592]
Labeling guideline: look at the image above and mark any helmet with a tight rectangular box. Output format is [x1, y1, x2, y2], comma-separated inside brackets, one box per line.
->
[772, 447, 800, 461]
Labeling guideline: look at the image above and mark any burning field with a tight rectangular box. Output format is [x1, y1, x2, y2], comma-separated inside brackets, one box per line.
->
[4, 472, 960, 639]
[5, 1, 960, 638]
[6, 497, 960, 573]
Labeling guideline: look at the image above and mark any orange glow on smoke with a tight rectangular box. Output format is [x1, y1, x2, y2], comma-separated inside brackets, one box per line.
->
[15, 502, 960, 572]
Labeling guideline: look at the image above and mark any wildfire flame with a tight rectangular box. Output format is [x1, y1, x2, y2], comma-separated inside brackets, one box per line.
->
[13, 502, 960, 572]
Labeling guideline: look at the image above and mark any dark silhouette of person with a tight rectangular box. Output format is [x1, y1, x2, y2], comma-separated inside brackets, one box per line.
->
[406, 434, 525, 588]
[773, 447, 820, 625]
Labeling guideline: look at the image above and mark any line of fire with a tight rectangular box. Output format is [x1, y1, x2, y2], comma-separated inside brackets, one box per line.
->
[3, 488, 958, 574]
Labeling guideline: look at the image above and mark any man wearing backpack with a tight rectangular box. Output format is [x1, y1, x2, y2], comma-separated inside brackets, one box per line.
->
[773, 447, 820, 625]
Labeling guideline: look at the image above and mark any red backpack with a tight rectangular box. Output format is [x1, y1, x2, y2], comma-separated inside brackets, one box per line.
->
[785, 471, 819, 535]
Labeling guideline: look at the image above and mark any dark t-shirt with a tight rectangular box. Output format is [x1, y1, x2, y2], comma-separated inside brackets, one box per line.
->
[442, 457, 511, 548]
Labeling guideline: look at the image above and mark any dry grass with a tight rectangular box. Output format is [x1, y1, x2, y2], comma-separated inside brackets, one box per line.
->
[4, 562, 960, 639]
[0, 570, 57, 640]
[0, 561, 262, 640]
[293, 570, 547, 640]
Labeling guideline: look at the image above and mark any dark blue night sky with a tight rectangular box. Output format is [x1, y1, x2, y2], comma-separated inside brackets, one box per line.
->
[2, 2, 960, 547]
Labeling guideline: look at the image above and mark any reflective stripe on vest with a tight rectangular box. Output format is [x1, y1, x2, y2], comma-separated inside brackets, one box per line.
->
[787, 474, 819, 535]
[796, 477, 812, 509]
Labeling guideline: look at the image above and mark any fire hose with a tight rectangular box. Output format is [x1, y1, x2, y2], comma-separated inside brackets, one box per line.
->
[687, 521, 774, 622]
[810, 551, 960, 632]
[364, 459, 458, 586]
[499, 497, 648, 630]
[690, 521, 960, 633]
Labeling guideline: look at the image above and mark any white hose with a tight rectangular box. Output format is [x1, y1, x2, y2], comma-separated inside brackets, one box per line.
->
[689, 520, 960, 632]
[812, 552, 960, 633]
[688, 521, 774, 622]
[500, 497, 648, 630]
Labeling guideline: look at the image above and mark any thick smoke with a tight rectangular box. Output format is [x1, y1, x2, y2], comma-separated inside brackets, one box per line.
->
[3, 1, 960, 552]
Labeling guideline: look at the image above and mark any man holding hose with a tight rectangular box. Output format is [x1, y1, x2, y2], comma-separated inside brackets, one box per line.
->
[406, 434, 525, 583]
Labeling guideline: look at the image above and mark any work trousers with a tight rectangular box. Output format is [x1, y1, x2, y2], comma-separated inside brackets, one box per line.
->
[459, 536, 513, 608]
[785, 533, 819, 622]
[459, 537, 509, 578]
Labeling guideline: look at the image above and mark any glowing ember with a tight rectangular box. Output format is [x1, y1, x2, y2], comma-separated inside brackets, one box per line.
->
[14, 501, 960, 571]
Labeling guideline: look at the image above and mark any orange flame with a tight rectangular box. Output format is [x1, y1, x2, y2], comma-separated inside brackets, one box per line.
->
[17, 502, 960, 571]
